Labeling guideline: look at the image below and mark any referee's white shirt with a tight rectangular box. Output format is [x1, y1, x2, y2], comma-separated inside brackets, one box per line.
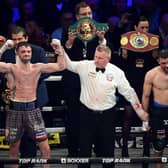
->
[66, 59, 138, 111]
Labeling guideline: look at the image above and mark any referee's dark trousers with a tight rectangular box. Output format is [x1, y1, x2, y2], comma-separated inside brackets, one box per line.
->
[78, 103, 117, 168]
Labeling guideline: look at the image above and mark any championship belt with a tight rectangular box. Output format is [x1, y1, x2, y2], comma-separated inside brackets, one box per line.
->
[120, 31, 159, 52]
[69, 17, 109, 42]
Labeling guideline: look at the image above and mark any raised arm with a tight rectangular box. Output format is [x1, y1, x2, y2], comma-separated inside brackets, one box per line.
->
[0, 39, 14, 58]
[0, 62, 12, 73]
[51, 39, 75, 70]
[51, 38, 82, 74]
[39, 53, 66, 74]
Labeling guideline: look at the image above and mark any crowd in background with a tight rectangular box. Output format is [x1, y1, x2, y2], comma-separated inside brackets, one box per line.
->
[1, 0, 168, 52]
[1, 1, 168, 168]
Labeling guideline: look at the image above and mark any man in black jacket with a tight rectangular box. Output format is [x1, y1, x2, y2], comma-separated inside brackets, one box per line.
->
[61, 1, 109, 157]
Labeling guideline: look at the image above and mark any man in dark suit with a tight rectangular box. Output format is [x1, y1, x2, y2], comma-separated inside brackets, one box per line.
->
[1, 26, 49, 168]
[61, 1, 110, 157]
[120, 16, 158, 164]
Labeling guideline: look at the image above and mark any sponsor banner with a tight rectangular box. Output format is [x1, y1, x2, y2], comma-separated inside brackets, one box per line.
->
[19, 158, 48, 164]
[0, 132, 61, 149]
[2, 127, 166, 149]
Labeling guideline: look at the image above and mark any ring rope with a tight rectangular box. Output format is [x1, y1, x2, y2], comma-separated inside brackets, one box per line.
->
[0, 157, 167, 164]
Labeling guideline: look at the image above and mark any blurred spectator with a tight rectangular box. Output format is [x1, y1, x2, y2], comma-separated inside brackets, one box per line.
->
[157, 12, 168, 49]
[24, 19, 52, 51]
[108, 16, 120, 33]
[85, 0, 103, 22]
[51, 10, 75, 43]
[118, 11, 135, 33]
[1, 0, 20, 23]
[143, 0, 161, 34]
[5, 22, 17, 39]
[55, 0, 78, 12]
[132, 0, 145, 16]
[17, 0, 37, 27]
[159, 0, 168, 11]
[0, 0, 20, 36]
[35, 0, 61, 34]
[105, 15, 123, 67]
[107, 15, 121, 52]
[16, 0, 52, 51]
[114, 0, 130, 15]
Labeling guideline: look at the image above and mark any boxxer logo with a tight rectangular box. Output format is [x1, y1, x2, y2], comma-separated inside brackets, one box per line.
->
[161, 157, 167, 163]
[61, 158, 67, 164]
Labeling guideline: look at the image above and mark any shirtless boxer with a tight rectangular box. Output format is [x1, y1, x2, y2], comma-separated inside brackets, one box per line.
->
[0, 41, 65, 168]
[142, 49, 168, 168]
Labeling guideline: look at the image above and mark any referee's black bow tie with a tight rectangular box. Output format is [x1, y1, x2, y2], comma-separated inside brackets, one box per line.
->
[96, 67, 105, 73]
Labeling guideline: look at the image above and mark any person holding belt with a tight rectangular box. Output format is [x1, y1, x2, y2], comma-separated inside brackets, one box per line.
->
[61, 1, 109, 157]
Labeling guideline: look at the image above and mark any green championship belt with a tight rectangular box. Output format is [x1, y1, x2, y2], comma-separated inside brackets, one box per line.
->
[120, 31, 159, 52]
[69, 17, 109, 42]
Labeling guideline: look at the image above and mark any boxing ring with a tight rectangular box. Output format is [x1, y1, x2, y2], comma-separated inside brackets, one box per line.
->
[0, 63, 167, 167]
[0, 157, 167, 165]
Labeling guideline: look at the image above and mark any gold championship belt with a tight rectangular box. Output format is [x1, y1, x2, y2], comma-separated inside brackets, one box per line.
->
[69, 17, 109, 42]
[120, 31, 159, 52]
